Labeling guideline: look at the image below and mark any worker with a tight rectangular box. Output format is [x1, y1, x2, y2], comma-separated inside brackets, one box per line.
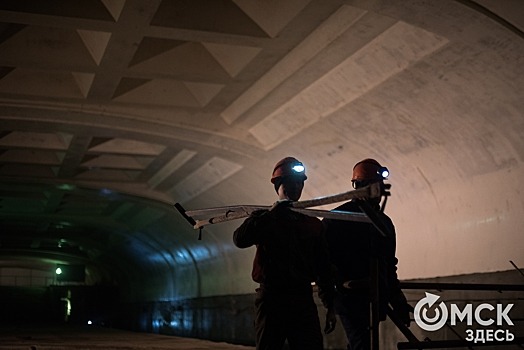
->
[322, 158, 411, 350]
[233, 156, 336, 350]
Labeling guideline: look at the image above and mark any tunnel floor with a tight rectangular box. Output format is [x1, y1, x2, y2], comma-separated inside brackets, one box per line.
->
[0, 324, 255, 349]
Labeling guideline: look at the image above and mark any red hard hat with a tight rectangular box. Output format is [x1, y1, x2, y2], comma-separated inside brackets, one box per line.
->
[271, 157, 307, 184]
[352, 158, 383, 182]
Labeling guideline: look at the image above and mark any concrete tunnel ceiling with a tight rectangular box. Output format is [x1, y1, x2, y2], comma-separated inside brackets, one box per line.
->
[0, 0, 523, 300]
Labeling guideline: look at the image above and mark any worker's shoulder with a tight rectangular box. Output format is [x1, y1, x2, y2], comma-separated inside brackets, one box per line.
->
[333, 200, 360, 212]
[251, 209, 270, 216]
[302, 213, 322, 223]
[298, 213, 323, 230]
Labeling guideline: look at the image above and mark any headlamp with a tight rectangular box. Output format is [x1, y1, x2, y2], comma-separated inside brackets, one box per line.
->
[292, 163, 305, 173]
[378, 167, 389, 179]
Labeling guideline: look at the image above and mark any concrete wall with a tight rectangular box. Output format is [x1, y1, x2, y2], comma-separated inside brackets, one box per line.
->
[113, 269, 524, 349]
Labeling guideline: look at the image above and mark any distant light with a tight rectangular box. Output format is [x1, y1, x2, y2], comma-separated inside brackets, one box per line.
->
[100, 188, 113, 195]
[55, 267, 63, 275]
[87, 320, 92, 325]
[57, 184, 75, 191]
[292, 164, 305, 173]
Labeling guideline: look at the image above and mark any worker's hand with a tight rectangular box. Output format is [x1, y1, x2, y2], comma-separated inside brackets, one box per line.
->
[398, 303, 412, 327]
[324, 308, 337, 334]
[391, 301, 412, 327]
[391, 292, 412, 327]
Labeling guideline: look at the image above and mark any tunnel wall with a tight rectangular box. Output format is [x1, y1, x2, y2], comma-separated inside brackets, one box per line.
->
[115, 293, 256, 346]
[112, 269, 523, 349]
[151, 158, 524, 302]
[1, 272, 520, 349]
[86, 167, 524, 349]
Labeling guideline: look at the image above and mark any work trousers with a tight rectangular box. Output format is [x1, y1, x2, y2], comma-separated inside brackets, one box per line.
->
[254, 288, 323, 350]
[335, 291, 371, 350]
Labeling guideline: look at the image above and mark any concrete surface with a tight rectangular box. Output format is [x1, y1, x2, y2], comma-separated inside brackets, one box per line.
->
[0, 324, 255, 350]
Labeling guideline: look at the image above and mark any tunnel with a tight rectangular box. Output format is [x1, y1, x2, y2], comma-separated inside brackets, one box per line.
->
[0, 0, 523, 349]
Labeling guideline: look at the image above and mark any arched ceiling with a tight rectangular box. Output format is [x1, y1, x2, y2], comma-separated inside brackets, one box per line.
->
[0, 0, 523, 298]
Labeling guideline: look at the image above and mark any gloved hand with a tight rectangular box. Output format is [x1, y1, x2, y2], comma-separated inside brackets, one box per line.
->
[324, 308, 337, 334]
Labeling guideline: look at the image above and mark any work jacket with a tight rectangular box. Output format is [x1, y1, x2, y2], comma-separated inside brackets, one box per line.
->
[233, 207, 335, 309]
[323, 200, 407, 318]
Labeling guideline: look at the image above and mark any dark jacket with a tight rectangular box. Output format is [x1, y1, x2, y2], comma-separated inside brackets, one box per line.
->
[323, 200, 406, 317]
[233, 207, 335, 309]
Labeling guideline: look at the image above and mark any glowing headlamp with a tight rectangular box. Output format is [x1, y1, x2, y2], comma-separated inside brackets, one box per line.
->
[292, 163, 305, 173]
[378, 167, 389, 179]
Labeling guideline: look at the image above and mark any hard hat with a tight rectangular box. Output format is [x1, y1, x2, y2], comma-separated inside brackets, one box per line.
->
[352, 158, 389, 182]
[271, 156, 307, 184]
